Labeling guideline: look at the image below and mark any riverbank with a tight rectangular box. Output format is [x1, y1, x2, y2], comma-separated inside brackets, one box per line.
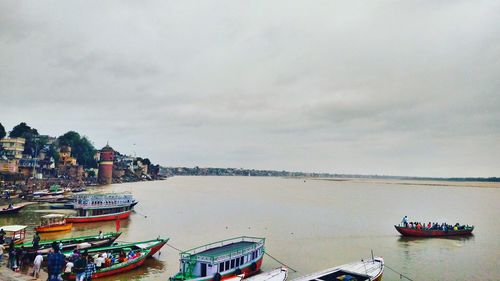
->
[315, 177, 500, 188]
[0, 254, 47, 281]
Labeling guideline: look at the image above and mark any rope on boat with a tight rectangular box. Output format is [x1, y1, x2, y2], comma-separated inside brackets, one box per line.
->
[133, 209, 148, 218]
[384, 264, 416, 281]
[166, 243, 185, 252]
[264, 252, 298, 273]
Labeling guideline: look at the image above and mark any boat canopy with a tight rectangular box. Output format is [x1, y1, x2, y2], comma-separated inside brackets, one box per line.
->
[181, 236, 265, 264]
[73, 193, 135, 209]
[0, 225, 28, 232]
[41, 214, 65, 219]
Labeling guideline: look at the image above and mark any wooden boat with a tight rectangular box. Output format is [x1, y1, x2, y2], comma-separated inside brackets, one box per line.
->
[0, 204, 27, 214]
[62, 237, 169, 258]
[63, 248, 151, 280]
[17, 232, 122, 255]
[292, 257, 384, 281]
[0, 225, 27, 246]
[246, 268, 288, 281]
[394, 225, 474, 237]
[35, 214, 73, 233]
[170, 236, 265, 281]
[66, 193, 137, 223]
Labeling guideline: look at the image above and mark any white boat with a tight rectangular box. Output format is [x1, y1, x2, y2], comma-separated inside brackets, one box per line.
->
[245, 267, 288, 281]
[292, 257, 384, 281]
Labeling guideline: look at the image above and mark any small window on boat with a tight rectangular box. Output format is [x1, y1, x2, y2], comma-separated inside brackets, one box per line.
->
[240, 256, 244, 264]
[231, 259, 235, 268]
[235, 258, 240, 267]
[219, 262, 224, 272]
[225, 261, 230, 269]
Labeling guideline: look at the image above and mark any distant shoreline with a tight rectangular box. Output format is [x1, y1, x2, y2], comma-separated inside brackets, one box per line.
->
[314, 177, 500, 189]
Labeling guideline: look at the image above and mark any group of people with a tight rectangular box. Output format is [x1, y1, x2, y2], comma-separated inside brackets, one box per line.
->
[400, 216, 471, 231]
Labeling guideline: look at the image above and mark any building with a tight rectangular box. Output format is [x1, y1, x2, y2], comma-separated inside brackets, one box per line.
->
[0, 158, 19, 173]
[98, 144, 114, 184]
[0, 137, 25, 159]
[58, 145, 77, 166]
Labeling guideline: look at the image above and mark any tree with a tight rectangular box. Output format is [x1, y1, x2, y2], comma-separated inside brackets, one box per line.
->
[9, 122, 41, 156]
[57, 131, 97, 168]
[0, 122, 6, 139]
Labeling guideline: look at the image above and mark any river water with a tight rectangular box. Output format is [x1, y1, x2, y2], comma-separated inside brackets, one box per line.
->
[1, 176, 499, 280]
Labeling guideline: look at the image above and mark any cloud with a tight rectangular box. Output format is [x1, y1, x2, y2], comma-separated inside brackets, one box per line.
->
[1, 1, 499, 177]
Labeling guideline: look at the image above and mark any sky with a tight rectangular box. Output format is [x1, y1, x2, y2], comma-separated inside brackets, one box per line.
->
[1, 1, 499, 177]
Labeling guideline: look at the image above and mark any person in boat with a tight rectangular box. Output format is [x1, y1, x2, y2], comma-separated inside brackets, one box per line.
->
[32, 251, 43, 278]
[65, 259, 74, 275]
[118, 250, 127, 263]
[95, 254, 105, 269]
[401, 216, 409, 227]
[98, 231, 103, 239]
[7, 203, 14, 209]
[32, 232, 40, 250]
[47, 242, 65, 281]
[128, 249, 135, 259]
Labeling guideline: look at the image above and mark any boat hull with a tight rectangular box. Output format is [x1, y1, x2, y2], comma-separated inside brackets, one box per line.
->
[0, 205, 25, 214]
[64, 250, 149, 280]
[35, 223, 73, 233]
[66, 210, 131, 223]
[395, 225, 474, 237]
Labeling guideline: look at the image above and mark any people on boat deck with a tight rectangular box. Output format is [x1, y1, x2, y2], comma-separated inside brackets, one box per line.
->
[402, 220, 470, 231]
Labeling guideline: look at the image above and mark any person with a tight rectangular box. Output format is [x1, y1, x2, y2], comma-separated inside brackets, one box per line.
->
[47, 242, 65, 281]
[65, 260, 74, 274]
[8, 240, 16, 269]
[59, 241, 64, 252]
[85, 256, 96, 281]
[73, 254, 87, 281]
[128, 249, 135, 259]
[401, 216, 409, 227]
[7, 203, 13, 209]
[32, 232, 40, 250]
[33, 251, 43, 278]
[0, 228, 5, 245]
[98, 231, 103, 239]
[94, 254, 104, 269]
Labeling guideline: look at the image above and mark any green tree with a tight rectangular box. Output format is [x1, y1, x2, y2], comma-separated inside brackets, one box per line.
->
[0, 122, 6, 139]
[9, 122, 41, 156]
[57, 131, 97, 168]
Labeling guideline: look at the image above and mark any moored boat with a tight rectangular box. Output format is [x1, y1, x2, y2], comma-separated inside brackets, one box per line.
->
[0, 225, 27, 246]
[292, 257, 384, 281]
[35, 214, 73, 233]
[17, 232, 121, 255]
[66, 193, 137, 223]
[170, 236, 265, 281]
[62, 237, 169, 258]
[394, 225, 474, 237]
[63, 248, 151, 280]
[245, 267, 288, 281]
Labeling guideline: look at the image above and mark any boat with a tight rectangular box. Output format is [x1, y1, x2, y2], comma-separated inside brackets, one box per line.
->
[62, 237, 169, 258]
[49, 202, 75, 209]
[63, 248, 151, 280]
[0, 203, 28, 214]
[0, 225, 27, 246]
[66, 193, 137, 223]
[292, 257, 384, 281]
[17, 232, 122, 255]
[245, 267, 288, 281]
[394, 225, 474, 237]
[35, 214, 73, 233]
[170, 236, 265, 281]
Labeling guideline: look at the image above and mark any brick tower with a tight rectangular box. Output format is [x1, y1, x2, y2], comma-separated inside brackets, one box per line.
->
[98, 144, 114, 184]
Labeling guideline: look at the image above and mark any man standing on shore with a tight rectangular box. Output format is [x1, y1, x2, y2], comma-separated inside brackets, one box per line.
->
[32, 251, 43, 278]
[47, 242, 65, 281]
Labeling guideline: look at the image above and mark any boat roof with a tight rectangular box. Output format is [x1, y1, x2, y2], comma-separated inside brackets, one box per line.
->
[41, 214, 65, 219]
[181, 236, 264, 263]
[0, 225, 27, 232]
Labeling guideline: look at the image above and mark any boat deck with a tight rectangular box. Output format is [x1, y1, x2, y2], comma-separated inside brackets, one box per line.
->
[293, 259, 383, 281]
[196, 241, 255, 258]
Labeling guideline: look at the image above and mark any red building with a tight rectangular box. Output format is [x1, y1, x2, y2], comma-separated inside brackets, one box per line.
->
[98, 144, 114, 184]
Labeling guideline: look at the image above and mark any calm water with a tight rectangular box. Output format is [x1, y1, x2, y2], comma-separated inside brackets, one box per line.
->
[1, 176, 499, 281]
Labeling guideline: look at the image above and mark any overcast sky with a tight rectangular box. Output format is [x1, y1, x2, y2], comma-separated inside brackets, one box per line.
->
[1, 1, 499, 177]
